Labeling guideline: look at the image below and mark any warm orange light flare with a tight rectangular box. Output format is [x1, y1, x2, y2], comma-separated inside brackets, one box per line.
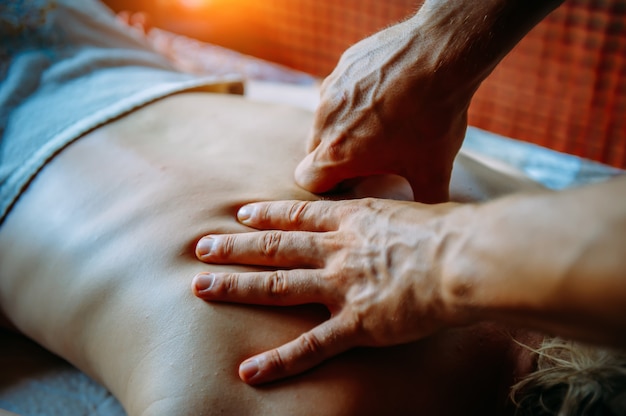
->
[157, 0, 255, 12]
[178, 0, 213, 9]
[156, 0, 216, 11]
[153, 0, 258, 45]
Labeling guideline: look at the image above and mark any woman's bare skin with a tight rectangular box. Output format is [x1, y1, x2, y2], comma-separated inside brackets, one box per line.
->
[0, 93, 541, 415]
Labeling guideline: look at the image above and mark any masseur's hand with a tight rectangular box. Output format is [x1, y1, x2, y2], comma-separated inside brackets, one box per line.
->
[193, 198, 466, 384]
[295, 15, 473, 203]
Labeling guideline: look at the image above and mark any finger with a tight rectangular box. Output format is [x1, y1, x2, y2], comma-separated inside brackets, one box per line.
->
[196, 230, 328, 268]
[238, 317, 357, 385]
[294, 148, 354, 194]
[236, 200, 344, 232]
[192, 269, 338, 306]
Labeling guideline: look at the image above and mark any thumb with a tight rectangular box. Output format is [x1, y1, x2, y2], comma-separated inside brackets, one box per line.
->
[295, 146, 354, 194]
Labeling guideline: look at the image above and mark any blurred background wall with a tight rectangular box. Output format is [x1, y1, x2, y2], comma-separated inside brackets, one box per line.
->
[102, 0, 626, 168]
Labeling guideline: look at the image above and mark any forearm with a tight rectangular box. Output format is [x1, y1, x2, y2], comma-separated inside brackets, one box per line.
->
[409, 0, 564, 96]
[441, 176, 626, 346]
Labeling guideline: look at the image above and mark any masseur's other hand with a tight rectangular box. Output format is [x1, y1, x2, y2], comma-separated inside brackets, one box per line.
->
[193, 198, 465, 384]
[296, 16, 473, 203]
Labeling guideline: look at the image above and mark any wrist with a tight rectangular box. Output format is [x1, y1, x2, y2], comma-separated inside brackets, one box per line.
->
[405, 2, 496, 101]
[436, 178, 626, 347]
[407, 0, 563, 99]
[429, 203, 483, 328]
[437, 191, 558, 328]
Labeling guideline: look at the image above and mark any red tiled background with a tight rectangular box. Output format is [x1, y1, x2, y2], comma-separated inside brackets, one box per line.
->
[471, 0, 626, 168]
[107, 0, 626, 167]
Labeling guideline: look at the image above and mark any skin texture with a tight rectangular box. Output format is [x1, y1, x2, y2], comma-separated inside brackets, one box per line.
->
[0, 93, 544, 415]
[297, 0, 564, 202]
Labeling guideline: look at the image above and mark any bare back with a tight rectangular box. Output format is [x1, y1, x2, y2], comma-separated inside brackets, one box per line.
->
[0, 93, 540, 415]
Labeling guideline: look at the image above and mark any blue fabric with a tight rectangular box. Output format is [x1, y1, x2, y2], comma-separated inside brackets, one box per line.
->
[0, 0, 237, 223]
[463, 127, 624, 190]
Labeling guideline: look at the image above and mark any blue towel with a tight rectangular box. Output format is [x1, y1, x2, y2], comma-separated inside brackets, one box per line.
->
[0, 0, 238, 223]
[463, 127, 624, 190]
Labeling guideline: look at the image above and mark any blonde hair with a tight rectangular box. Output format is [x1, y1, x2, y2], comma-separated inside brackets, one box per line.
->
[511, 338, 626, 416]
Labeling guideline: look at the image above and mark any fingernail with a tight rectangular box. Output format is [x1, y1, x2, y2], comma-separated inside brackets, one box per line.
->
[237, 205, 254, 224]
[194, 273, 215, 292]
[239, 358, 260, 383]
[196, 237, 215, 257]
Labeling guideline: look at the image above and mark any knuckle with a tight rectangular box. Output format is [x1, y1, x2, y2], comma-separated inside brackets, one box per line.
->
[261, 204, 279, 226]
[260, 231, 282, 258]
[266, 349, 287, 373]
[347, 311, 365, 334]
[215, 273, 238, 296]
[321, 263, 342, 284]
[297, 332, 324, 357]
[321, 232, 342, 253]
[213, 235, 235, 258]
[287, 201, 311, 226]
[339, 198, 376, 221]
[336, 310, 366, 342]
[360, 197, 378, 210]
[265, 271, 289, 297]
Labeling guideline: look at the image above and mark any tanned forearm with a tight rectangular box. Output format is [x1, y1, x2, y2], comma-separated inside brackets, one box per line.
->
[408, 0, 564, 96]
[441, 176, 626, 347]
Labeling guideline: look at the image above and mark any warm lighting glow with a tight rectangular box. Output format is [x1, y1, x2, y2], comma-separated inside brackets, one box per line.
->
[177, 0, 213, 9]
[153, 0, 258, 45]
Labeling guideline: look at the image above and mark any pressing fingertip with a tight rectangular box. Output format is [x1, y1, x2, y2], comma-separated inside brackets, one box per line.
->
[295, 155, 335, 193]
[239, 358, 260, 384]
[237, 204, 255, 224]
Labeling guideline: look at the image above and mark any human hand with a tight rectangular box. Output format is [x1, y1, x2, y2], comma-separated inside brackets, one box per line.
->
[193, 198, 466, 384]
[295, 16, 476, 203]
